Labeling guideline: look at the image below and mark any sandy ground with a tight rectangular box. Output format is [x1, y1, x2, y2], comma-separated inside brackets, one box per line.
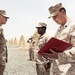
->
[4, 45, 37, 75]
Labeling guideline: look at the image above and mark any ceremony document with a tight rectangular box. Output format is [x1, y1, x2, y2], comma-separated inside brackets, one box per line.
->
[38, 37, 72, 54]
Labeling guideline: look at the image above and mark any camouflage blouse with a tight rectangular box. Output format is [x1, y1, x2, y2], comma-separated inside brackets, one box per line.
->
[0, 27, 7, 65]
[52, 20, 75, 75]
[34, 33, 51, 64]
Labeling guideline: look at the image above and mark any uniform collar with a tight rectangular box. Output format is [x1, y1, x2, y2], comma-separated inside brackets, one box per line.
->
[58, 19, 71, 31]
[64, 19, 71, 28]
[39, 33, 46, 39]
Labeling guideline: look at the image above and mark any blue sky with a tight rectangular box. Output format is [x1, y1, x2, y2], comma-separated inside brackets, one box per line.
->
[0, 0, 75, 39]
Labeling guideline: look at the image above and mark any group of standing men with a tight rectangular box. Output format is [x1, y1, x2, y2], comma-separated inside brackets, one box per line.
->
[0, 2, 75, 75]
[28, 3, 75, 75]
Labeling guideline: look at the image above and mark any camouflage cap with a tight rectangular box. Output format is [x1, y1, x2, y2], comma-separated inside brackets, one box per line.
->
[0, 10, 9, 19]
[36, 22, 47, 28]
[48, 3, 63, 18]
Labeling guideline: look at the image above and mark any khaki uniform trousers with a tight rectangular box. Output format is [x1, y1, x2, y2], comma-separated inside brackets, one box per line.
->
[0, 64, 5, 75]
[36, 63, 50, 75]
[29, 48, 34, 60]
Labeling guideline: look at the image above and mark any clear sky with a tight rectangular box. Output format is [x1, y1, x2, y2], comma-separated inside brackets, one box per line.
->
[0, 0, 75, 39]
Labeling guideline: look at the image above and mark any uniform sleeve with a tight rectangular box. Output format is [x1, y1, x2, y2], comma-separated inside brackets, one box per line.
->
[58, 25, 75, 64]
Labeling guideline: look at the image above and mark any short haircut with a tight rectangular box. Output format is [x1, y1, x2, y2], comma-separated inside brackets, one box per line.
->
[59, 7, 66, 13]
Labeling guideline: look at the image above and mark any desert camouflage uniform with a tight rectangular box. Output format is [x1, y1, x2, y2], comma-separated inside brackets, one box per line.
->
[27, 37, 35, 60]
[0, 27, 7, 75]
[34, 33, 52, 75]
[51, 20, 75, 75]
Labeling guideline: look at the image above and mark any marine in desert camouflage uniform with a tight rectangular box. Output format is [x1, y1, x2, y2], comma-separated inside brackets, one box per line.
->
[0, 10, 9, 75]
[43, 3, 75, 75]
[34, 22, 52, 75]
[27, 36, 35, 61]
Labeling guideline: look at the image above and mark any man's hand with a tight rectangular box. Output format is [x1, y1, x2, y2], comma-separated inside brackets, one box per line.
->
[42, 49, 58, 59]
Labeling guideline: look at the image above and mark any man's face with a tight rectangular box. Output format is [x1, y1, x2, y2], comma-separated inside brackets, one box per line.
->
[52, 11, 65, 25]
[0, 15, 8, 25]
[37, 27, 45, 35]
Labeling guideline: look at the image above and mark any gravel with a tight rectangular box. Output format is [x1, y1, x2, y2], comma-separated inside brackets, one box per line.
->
[4, 45, 37, 75]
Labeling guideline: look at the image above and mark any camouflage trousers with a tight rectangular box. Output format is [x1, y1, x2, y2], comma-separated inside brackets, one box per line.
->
[36, 63, 51, 75]
[29, 48, 34, 60]
[0, 64, 5, 75]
